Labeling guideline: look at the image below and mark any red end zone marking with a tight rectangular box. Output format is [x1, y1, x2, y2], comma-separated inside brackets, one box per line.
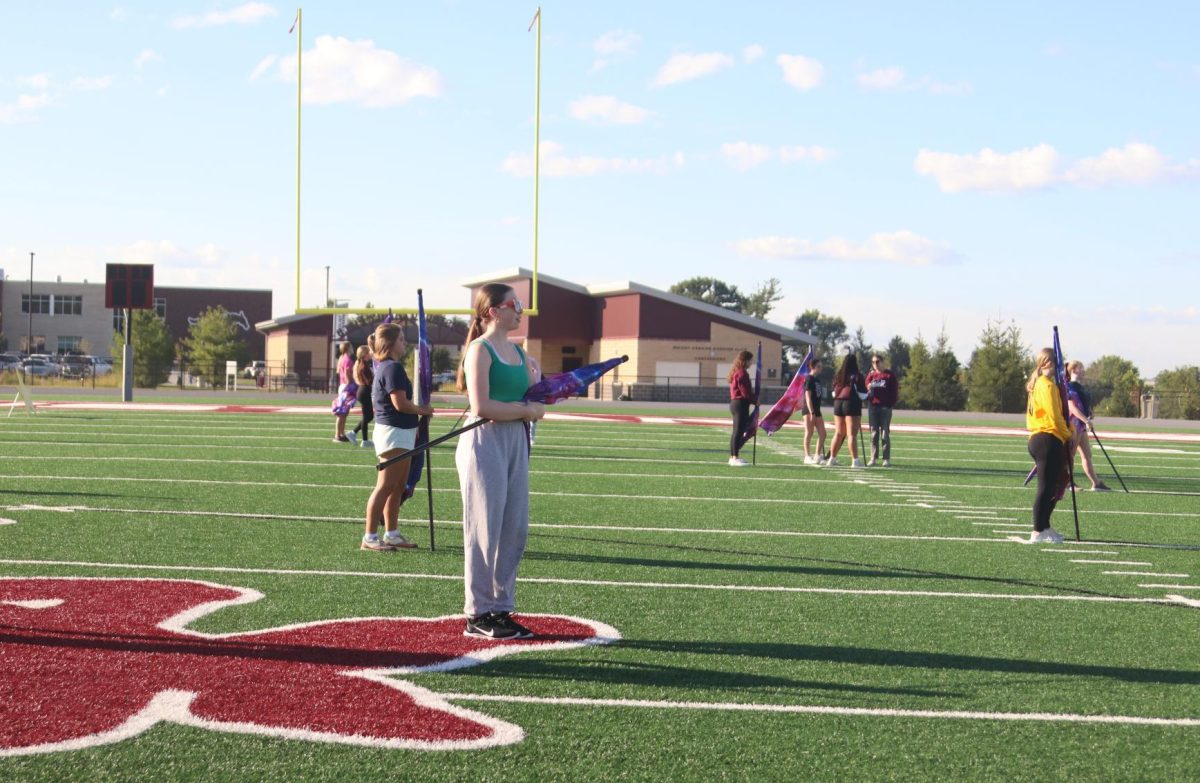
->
[212, 405, 285, 414]
[0, 577, 619, 755]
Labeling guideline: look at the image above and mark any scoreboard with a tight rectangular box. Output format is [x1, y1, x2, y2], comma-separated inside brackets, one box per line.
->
[105, 263, 155, 310]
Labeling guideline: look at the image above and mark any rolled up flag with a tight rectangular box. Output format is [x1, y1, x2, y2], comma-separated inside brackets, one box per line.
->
[522, 355, 629, 405]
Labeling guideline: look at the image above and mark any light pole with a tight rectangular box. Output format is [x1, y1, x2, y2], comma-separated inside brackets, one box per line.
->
[324, 265, 330, 306]
[27, 252, 34, 355]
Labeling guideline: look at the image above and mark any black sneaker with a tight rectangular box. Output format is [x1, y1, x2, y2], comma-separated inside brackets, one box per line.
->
[464, 613, 519, 640]
[494, 612, 534, 639]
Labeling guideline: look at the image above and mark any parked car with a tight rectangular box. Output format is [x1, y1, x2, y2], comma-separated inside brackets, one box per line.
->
[59, 356, 93, 379]
[0, 352, 21, 371]
[92, 358, 114, 376]
[21, 357, 59, 376]
[242, 360, 267, 378]
[432, 371, 456, 386]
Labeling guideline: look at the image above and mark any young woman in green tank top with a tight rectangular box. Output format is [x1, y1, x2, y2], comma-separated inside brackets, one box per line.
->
[454, 283, 545, 640]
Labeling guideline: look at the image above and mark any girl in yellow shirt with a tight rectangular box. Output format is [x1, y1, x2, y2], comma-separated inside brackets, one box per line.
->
[1025, 348, 1071, 543]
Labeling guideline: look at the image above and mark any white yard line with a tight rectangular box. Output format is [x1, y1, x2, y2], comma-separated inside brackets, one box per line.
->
[0, 558, 1173, 605]
[1140, 584, 1200, 590]
[1070, 560, 1153, 566]
[1041, 550, 1120, 556]
[438, 692, 1200, 727]
[1102, 571, 1190, 578]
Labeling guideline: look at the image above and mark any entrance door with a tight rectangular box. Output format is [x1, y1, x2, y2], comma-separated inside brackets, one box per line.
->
[294, 350, 312, 384]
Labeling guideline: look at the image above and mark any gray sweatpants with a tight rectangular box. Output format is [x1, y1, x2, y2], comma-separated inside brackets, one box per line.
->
[455, 419, 530, 617]
[869, 405, 893, 462]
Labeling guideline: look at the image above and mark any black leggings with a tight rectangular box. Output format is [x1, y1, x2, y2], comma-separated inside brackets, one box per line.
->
[730, 399, 750, 456]
[353, 386, 373, 439]
[1028, 433, 1064, 532]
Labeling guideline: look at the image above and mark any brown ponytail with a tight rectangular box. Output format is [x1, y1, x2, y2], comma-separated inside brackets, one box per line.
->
[1026, 347, 1055, 393]
[456, 283, 514, 392]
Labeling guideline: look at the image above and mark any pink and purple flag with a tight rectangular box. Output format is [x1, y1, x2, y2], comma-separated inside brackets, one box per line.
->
[760, 347, 815, 435]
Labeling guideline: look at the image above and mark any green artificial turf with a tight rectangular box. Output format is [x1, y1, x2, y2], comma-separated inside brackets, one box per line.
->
[1, 408, 1197, 782]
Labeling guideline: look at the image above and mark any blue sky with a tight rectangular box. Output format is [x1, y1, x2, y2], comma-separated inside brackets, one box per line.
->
[1, 1, 1197, 374]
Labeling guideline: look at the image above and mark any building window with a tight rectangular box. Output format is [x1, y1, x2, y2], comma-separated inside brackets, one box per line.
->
[53, 295, 83, 316]
[20, 335, 46, 352]
[21, 294, 50, 314]
[57, 336, 83, 354]
[155, 297, 167, 318]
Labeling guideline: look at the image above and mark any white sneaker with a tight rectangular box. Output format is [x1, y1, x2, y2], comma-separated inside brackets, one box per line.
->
[816, 455, 828, 465]
[866, 459, 876, 467]
[360, 439, 373, 448]
[882, 459, 891, 467]
[345, 432, 357, 446]
[1028, 528, 1064, 544]
[728, 456, 749, 467]
[851, 458, 865, 468]
[825, 457, 840, 467]
[804, 455, 816, 465]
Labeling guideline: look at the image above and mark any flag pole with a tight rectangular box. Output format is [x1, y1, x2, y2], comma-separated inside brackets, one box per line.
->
[1089, 422, 1130, 493]
[425, 437, 436, 551]
[293, 8, 302, 312]
[1067, 455, 1081, 541]
[378, 418, 488, 471]
[528, 6, 541, 314]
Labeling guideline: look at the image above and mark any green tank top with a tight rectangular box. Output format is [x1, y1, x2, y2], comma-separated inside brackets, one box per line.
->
[473, 339, 528, 402]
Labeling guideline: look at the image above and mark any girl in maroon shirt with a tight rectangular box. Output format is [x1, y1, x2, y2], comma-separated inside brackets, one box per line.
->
[727, 350, 754, 466]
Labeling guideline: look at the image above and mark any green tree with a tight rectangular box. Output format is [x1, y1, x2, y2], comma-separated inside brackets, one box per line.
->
[180, 306, 251, 387]
[669, 277, 747, 312]
[110, 310, 176, 388]
[793, 309, 848, 362]
[900, 332, 966, 410]
[743, 278, 783, 320]
[965, 321, 1031, 413]
[885, 335, 911, 380]
[1154, 366, 1200, 420]
[1086, 355, 1142, 417]
[431, 346, 453, 374]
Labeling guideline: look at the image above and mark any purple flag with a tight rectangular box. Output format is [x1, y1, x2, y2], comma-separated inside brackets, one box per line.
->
[523, 356, 628, 405]
[760, 347, 814, 435]
[404, 291, 433, 496]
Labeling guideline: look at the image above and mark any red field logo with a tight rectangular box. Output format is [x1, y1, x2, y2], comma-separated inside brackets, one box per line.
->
[0, 577, 620, 755]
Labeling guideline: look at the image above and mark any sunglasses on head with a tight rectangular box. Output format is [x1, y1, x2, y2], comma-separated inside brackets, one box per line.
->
[494, 298, 524, 315]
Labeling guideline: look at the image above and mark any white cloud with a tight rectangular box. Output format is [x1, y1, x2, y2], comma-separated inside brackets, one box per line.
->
[590, 30, 640, 73]
[568, 94, 650, 125]
[858, 66, 905, 91]
[651, 52, 733, 87]
[501, 141, 670, 177]
[778, 145, 833, 163]
[721, 142, 773, 171]
[135, 49, 161, 69]
[277, 35, 442, 107]
[736, 230, 962, 267]
[173, 2, 278, 30]
[0, 93, 53, 124]
[721, 143, 833, 170]
[858, 66, 971, 95]
[70, 75, 114, 91]
[17, 73, 52, 90]
[249, 55, 277, 81]
[916, 142, 1195, 193]
[673, 150, 686, 167]
[776, 53, 824, 91]
[110, 7, 128, 21]
[1064, 142, 1168, 187]
[743, 44, 764, 64]
[914, 144, 1061, 193]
